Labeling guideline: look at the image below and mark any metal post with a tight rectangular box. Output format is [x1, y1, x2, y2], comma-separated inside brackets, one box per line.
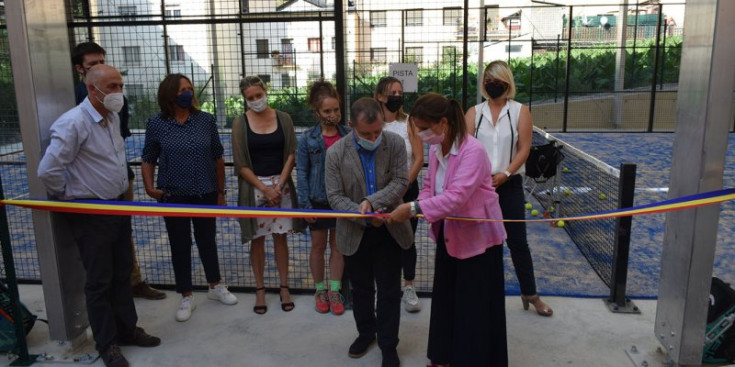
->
[477, 2, 486, 106]
[655, 0, 735, 365]
[461, 0, 469, 111]
[554, 34, 560, 103]
[613, 0, 628, 129]
[605, 163, 639, 314]
[646, 5, 663, 132]
[562, 6, 573, 132]
[334, 0, 346, 106]
[6, 0, 90, 345]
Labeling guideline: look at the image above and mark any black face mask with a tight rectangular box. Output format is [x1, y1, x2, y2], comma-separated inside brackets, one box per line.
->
[385, 95, 404, 113]
[484, 81, 508, 100]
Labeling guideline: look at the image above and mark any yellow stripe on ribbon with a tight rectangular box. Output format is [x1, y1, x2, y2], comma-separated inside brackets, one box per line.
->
[2, 188, 734, 223]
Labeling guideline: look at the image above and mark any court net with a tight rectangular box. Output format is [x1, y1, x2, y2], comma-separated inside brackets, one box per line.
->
[526, 126, 629, 289]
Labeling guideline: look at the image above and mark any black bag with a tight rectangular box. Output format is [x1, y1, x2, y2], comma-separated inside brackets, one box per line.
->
[703, 277, 735, 363]
[525, 142, 564, 182]
[0, 281, 36, 353]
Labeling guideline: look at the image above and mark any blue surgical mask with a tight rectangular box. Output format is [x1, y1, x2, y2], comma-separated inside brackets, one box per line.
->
[357, 133, 383, 151]
[175, 90, 194, 108]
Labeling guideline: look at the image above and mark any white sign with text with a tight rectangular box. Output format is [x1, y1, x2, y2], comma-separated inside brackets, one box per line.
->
[388, 63, 418, 93]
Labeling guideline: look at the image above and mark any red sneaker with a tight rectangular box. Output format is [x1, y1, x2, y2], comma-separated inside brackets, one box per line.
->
[329, 291, 345, 316]
[314, 290, 329, 313]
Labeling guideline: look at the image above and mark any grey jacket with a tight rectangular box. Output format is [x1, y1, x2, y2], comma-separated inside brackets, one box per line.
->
[325, 130, 414, 256]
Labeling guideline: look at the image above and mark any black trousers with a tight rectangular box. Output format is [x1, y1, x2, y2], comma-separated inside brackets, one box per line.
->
[496, 174, 537, 296]
[162, 191, 222, 294]
[344, 225, 402, 351]
[64, 212, 138, 351]
[401, 180, 419, 281]
[427, 224, 507, 367]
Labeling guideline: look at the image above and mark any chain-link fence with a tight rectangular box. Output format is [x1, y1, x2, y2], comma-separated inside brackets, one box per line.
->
[0, 0, 704, 295]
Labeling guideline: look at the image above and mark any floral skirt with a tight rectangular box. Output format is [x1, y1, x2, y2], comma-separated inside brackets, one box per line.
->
[253, 175, 294, 238]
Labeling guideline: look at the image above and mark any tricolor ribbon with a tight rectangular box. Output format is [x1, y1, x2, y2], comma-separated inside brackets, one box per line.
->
[2, 188, 734, 222]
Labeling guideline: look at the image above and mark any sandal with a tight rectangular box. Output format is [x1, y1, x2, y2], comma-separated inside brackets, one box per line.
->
[521, 294, 553, 317]
[253, 287, 267, 315]
[280, 285, 295, 312]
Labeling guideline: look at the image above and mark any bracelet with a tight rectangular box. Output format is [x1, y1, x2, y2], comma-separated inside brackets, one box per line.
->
[503, 170, 512, 177]
[409, 201, 417, 216]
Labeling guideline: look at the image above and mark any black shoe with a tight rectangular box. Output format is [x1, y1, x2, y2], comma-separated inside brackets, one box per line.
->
[100, 344, 129, 367]
[348, 334, 376, 358]
[118, 327, 161, 347]
[382, 349, 400, 367]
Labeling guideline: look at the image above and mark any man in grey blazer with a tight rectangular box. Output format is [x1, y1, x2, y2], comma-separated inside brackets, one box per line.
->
[326, 97, 413, 367]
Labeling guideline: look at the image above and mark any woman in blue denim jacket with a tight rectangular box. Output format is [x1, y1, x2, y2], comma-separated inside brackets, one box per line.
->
[296, 80, 351, 315]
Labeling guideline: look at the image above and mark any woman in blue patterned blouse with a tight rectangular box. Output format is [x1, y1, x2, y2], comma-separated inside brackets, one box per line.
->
[142, 74, 238, 323]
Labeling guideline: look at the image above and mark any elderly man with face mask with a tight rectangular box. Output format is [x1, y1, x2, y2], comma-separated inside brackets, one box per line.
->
[38, 64, 160, 367]
[325, 97, 414, 367]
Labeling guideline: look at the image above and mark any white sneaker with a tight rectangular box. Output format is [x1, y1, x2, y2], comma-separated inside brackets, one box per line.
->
[208, 284, 238, 305]
[402, 286, 422, 313]
[175, 295, 196, 322]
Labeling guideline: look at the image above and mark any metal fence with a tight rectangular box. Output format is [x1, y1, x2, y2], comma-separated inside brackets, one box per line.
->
[0, 1, 702, 294]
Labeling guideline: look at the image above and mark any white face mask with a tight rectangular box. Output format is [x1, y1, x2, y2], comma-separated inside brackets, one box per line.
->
[247, 96, 268, 113]
[418, 128, 445, 145]
[94, 85, 124, 113]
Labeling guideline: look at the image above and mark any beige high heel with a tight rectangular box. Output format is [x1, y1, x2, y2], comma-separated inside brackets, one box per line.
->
[521, 295, 553, 317]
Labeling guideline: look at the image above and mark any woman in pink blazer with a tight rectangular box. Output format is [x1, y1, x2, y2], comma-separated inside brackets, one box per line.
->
[389, 93, 508, 367]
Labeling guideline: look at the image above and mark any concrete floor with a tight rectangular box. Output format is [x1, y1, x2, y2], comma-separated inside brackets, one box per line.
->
[3, 284, 687, 367]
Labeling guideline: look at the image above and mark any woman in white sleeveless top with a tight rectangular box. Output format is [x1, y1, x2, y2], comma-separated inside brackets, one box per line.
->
[374, 76, 424, 313]
[464, 60, 553, 317]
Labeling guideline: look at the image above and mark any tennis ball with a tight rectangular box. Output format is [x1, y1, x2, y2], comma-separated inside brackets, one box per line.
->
[548, 206, 555, 212]
[563, 167, 569, 173]
[531, 209, 539, 216]
[564, 189, 571, 196]
[557, 220, 565, 228]
[599, 193, 607, 200]
[525, 202, 533, 210]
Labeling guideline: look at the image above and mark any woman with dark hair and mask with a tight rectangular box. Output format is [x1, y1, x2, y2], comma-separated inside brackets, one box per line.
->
[232, 75, 303, 315]
[296, 79, 350, 315]
[142, 73, 238, 323]
[464, 60, 553, 317]
[374, 76, 424, 313]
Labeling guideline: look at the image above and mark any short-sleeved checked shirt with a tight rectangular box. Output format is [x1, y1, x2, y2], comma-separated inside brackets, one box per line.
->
[142, 111, 224, 196]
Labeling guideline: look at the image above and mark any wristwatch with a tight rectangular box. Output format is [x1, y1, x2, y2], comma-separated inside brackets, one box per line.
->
[410, 201, 417, 216]
[503, 170, 512, 177]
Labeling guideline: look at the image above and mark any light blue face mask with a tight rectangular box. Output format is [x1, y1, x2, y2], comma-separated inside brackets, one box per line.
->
[357, 133, 383, 151]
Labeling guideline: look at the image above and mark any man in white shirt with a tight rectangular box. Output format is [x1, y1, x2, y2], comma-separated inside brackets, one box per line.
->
[38, 65, 160, 367]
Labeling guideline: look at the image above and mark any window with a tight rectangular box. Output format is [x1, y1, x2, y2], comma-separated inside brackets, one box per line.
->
[505, 45, 522, 53]
[406, 10, 423, 26]
[257, 74, 271, 84]
[118, 5, 136, 18]
[121, 46, 141, 66]
[331, 37, 336, 50]
[281, 74, 292, 88]
[125, 84, 144, 98]
[442, 46, 457, 63]
[308, 38, 321, 53]
[443, 7, 462, 26]
[370, 11, 386, 27]
[405, 47, 423, 64]
[256, 39, 269, 59]
[168, 45, 185, 62]
[370, 48, 386, 63]
[165, 5, 182, 18]
[241, 0, 249, 13]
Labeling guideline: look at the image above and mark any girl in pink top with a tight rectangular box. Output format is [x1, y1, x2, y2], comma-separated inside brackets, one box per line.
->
[389, 93, 507, 366]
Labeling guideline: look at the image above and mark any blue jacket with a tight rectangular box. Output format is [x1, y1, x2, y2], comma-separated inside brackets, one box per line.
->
[296, 123, 351, 209]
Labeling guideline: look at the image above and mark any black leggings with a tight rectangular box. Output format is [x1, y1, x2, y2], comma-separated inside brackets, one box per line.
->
[401, 180, 419, 281]
[496, 174, 537, 296]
